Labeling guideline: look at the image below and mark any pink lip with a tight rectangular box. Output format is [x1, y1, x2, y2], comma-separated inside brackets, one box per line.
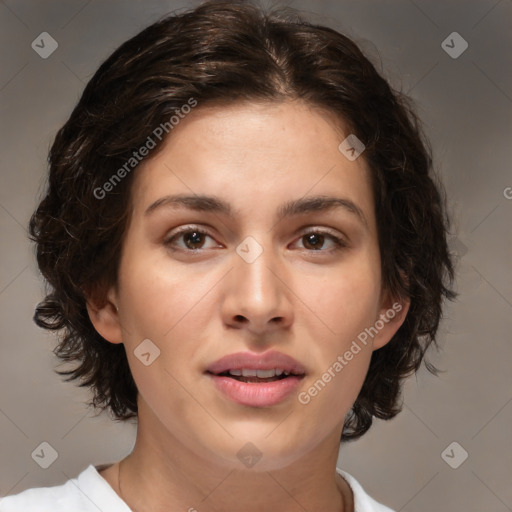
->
[205, 350, 306, 375]
[208, 374, 303, 407]
[205, 350, 306, 407]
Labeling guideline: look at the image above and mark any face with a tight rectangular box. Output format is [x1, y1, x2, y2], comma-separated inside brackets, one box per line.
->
[89, 100, 408, 471]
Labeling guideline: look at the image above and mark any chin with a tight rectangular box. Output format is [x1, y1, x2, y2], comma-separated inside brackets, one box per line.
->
[202, 429, 317, 473]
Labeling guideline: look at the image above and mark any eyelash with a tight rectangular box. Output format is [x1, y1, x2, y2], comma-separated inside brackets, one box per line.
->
[163, 225, 348, 253]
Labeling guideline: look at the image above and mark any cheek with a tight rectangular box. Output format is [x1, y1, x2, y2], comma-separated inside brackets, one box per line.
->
[116, 244, 220, 396]
[115, 249, 208, 418]
[117, 242, 203, 337]
[297, 306, 375, 434]
[303, 254, 381, 340]
[294, 255, 381, 414]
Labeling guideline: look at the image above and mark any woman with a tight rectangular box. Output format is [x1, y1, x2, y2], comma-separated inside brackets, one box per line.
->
[0, 1, 455, 510]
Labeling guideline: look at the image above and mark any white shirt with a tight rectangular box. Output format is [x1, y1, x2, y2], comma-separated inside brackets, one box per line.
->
[0, 464, 394, 512]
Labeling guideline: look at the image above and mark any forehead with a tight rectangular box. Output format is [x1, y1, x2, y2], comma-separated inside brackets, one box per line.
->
[130, 100, 375, 228]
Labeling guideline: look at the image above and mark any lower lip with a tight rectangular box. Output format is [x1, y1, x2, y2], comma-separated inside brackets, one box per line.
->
[207, 374, 303, 407]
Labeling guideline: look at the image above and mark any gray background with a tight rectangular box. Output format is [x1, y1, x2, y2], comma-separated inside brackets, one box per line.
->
[1, 1, 511, 510]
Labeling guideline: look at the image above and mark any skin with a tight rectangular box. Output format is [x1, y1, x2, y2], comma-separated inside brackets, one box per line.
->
[87, 100, 409, 512]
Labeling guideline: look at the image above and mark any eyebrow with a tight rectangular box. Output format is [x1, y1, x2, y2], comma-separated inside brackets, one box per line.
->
[144, 194, 368, 228]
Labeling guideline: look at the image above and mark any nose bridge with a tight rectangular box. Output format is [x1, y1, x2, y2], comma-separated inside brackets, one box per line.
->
[223, 232, 292, 330]
[234, 234, 280, 305]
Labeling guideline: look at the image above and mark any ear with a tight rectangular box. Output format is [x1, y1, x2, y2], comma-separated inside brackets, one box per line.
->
[371, 290, 410, 351]
[85, 286, 123, 344]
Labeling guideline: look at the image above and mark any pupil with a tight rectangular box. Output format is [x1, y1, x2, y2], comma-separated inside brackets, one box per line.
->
[185, 231, 203, 249]
[305, 233, 323, 250]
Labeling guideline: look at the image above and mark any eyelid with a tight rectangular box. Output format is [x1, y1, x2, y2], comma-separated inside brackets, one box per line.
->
[164, 224, 349, 252]
[295, 226, 348, 243]
[163, 225, 218, 247]
[292, 227, 349, 251]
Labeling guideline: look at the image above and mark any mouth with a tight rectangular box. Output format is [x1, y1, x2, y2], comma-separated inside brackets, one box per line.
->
[205, 351, 306, 407]
[207, 368, 305, 383]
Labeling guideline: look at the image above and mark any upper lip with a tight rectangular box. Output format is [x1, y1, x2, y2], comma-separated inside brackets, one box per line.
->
[206, 350, 306, 375]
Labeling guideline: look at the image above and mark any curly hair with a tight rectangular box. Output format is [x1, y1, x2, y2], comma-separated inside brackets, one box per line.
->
[28, 0, 456, 441]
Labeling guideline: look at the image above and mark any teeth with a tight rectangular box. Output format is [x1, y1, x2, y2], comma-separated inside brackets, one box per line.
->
[244, 369, 275, 378]
[227, 369, 286, 378]
[241, 369, 258, 377]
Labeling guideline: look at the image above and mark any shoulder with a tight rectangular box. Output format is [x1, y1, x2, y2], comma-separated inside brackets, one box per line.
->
[0, 469, 91, 512]
[337, 468, 395, 512]
[0, 465, 130, 512]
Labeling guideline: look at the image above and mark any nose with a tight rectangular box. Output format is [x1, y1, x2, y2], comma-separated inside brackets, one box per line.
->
[220, 240, 294, 335]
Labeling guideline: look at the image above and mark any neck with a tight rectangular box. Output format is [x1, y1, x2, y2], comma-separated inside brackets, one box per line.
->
[114, 404, 351, 512]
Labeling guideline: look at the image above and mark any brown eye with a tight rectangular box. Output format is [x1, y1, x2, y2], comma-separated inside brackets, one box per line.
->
[164, 227, 218, 251]
[295, 230, 347, 252]
[302, 233, 325, 250]
[181, 231, 207, 250]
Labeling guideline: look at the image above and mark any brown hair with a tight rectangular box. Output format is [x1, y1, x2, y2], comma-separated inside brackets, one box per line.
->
[29, 0, 456, 441]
